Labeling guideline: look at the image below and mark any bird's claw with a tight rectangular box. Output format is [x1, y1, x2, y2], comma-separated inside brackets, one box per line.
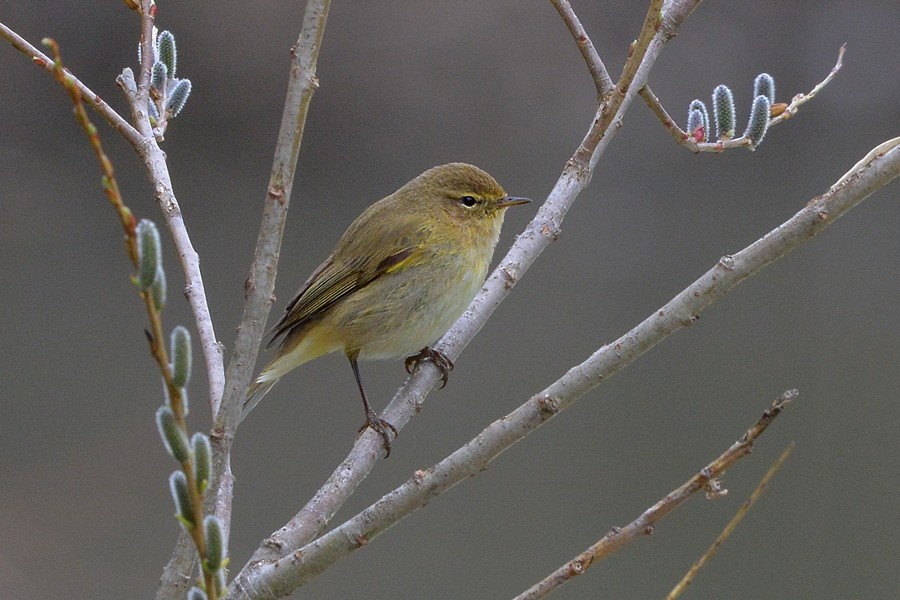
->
[404, 346, 454, 389]
[359, 410, 398, 457]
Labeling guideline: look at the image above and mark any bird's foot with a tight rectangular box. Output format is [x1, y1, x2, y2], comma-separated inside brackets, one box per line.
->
[404, 346, 454, 389]
[359, 410, 398, 457]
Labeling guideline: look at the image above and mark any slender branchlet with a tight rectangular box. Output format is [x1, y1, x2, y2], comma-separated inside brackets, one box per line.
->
[12, 24, 216, 600]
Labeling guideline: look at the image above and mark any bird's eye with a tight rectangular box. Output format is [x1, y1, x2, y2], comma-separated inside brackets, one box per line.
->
[460, 195, 478, 207]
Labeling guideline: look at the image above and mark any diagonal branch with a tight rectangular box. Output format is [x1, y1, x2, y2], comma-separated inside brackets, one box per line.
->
[0, 20, 140, 145]
[666, 442, 796, 600]
[215, 0, 331, 438]
[516, 393, 797, 600]
[548, 0, 614, 98]
[228, 136, 899, 598]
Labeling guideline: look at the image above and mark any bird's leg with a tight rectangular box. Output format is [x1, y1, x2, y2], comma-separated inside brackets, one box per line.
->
[405, 346, 454, 389]
[349, 355, 397, 457]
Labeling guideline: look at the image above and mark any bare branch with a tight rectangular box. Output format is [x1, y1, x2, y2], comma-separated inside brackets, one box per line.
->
[769, 43, 846, 127]
[228, 135, 899, 597]
[134, 133, 226, 418]
[0, 20, 140, 144]
[217, 0, 331, 435]
[132, 0, 156, 138]
[548, 0, 614, 98]
[667, 442, 796, 600]
[517, 394, 796, 600]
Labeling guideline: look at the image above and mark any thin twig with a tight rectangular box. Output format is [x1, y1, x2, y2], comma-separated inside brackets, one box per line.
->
[218, 0, 331, 434]
[640, 44, 846, 152]
[515, 393, 796, 600]
[667, 442, 795, 600]
[228, 135, 900, 598]
[769, 43, 846, 127]
[620, 0, 664, 95]
[548, 0, 614, 98]
[132, 0, 156, 138]
[571, 0, 665, 168]
[0, 21, 140, 144]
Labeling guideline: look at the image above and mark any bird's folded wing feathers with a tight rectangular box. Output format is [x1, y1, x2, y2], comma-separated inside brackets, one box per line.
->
[267, 245, 419, 347]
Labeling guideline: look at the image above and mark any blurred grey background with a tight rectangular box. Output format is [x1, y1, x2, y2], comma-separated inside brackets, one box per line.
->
[1, 2, 899, 598]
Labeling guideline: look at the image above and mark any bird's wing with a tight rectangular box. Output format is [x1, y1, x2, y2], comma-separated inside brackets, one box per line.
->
[267, 194, 437, 347]
[266, 244, 419, 348]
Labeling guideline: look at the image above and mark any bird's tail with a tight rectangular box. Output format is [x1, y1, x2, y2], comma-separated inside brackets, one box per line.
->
[240, 377, 279, 424]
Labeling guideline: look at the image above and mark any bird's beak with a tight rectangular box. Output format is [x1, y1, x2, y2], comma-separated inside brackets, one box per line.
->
[497, 196, 531, 208]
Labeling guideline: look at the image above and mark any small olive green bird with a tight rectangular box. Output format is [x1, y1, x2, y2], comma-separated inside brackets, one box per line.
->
[246, 163, 529, 454]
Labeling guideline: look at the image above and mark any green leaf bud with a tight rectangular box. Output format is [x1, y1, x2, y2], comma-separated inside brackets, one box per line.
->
[203, 515, 228, 572]
[170, 326, 192, 388]
[192, 432, 211, 493]
[165, 79, 191, 118]
[136, 219, 161, 289]
[156, 30, 177, 78]
[744, 94, 771, 149]
[753, 73, 775, 105]
[168, 470, 194, 527]
[187, 587, 208, 600]
[712, 84, 735, 140]
[151, 61, 168, 93]
[151, 264, 166, 310]
[156, 406, 189, 462]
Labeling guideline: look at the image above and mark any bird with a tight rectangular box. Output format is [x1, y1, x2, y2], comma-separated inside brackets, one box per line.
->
[245, 163, 529, 455]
